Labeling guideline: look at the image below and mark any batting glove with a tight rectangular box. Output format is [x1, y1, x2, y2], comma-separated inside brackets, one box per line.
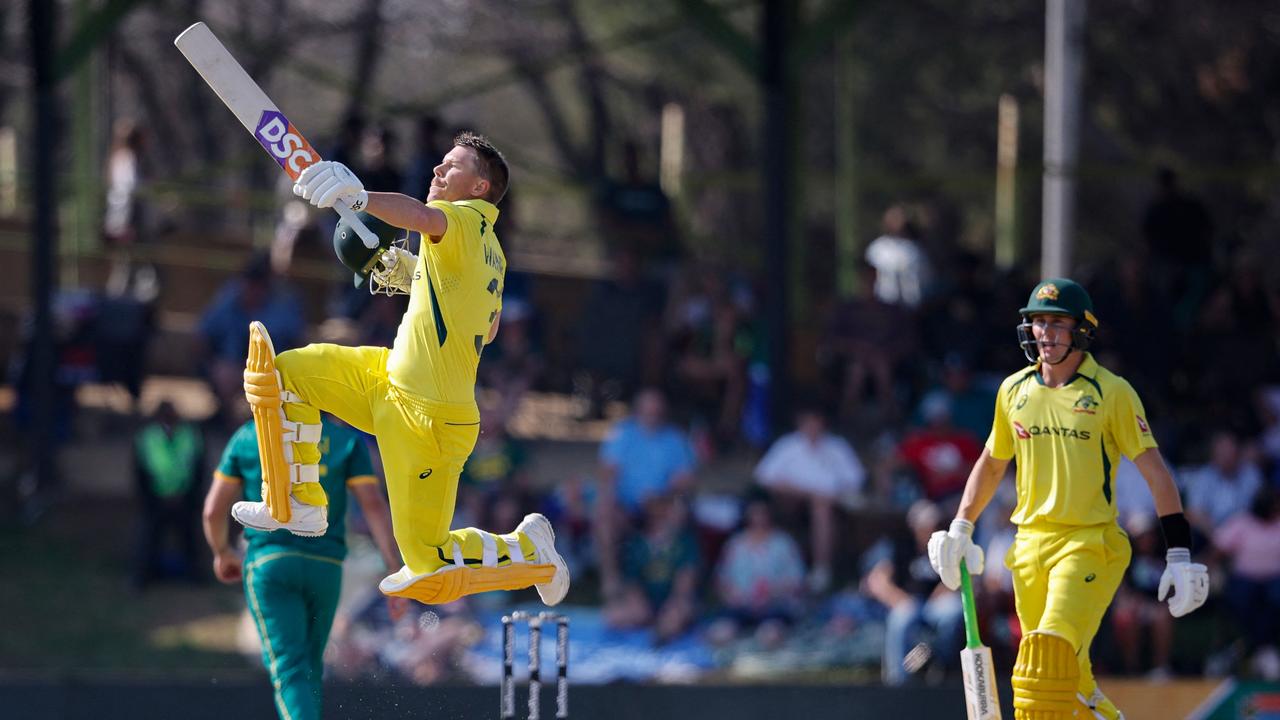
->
[928, 518, 985, 591]
[294, 161, 368, 211]
[1158, 548, 1209, 618]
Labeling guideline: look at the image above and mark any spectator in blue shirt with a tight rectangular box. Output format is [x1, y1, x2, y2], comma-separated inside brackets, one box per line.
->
[198, 253, 305, 426]
[595, 388, 696, 595]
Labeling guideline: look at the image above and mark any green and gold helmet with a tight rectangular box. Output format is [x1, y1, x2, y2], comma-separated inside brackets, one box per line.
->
[1016, 278, 1100, 363]
[333, 212, 403, 288]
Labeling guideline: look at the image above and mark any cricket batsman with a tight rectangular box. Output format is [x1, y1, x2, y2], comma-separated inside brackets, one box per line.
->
[230, 131, 569, 607]
[928, 279, 1209, 719]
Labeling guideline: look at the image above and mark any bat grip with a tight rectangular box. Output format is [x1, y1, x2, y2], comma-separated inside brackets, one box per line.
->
[334, 201, 380, 249]
[960, 560, 982, 650]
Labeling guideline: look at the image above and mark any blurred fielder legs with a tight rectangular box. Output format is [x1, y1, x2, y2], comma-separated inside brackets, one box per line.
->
[244, 552, 342, 720]
[1008, 524, 1130, 719]
[237, 326, 567, 605]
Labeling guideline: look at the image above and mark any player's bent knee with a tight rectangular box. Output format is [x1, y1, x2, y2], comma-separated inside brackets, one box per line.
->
[1013, 631, 1090, 719]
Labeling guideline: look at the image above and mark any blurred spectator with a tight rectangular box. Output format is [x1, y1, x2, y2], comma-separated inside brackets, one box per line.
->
[821, 261, 918, 421]
[864, 204, 931, 308]
[754, 406, 865, 593]
[862, 500, 962, 686]
[456, 408, 530, 532]
[708, 493, 806, 647]
[897, 394, 983, 504]
[1212, 487, 1280, 681]
[603, 493, 701, 645]
[1141, 167, 1213, 323]
[595, 388, 696, 593]
[1193, 256, 1280, 431]
[1257, 387, 1280, 468]
[1181, 430, 1263, 537]
[1111, 513, 1175, 679]
[1089, 250, 1175, 414]
[359, 125, 403, 194]
[913, 354, 995, 443]
[477, 298, 544, 421]
[574, 247, 665, 418]
[401, 115, 445, 201]
[102, 119, 155, 298]
[132, 401, 204, 587]
[667, 265, 751, 446]
[198, 253, 305, 426]
[918, 253, 993, 366]
[596, 139, 681, 267]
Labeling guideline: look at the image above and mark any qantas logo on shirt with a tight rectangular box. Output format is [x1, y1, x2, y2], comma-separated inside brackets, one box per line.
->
[1136, 415, 1151, 434]
[1012, 421, 1092, 441]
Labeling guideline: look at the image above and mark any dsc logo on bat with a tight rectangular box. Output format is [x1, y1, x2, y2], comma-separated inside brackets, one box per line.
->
[254, 110, 318, 180]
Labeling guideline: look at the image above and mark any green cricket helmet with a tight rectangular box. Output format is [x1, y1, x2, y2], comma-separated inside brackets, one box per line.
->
[1016, 278, 1100, 363]
[333, 212, 403, 288]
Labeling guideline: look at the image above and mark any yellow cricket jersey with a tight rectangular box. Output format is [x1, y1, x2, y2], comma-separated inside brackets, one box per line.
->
[988, 353, 1158, 527]
[386, 198, 504, 418]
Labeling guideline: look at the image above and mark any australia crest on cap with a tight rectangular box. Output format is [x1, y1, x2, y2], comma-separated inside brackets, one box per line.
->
[1036, 283, 1060, 301]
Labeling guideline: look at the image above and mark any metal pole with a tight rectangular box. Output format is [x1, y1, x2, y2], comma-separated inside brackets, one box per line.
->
[1041, 0, 1086, 278]
[761, 0, 792, 433]
[28, 0, 60, 511]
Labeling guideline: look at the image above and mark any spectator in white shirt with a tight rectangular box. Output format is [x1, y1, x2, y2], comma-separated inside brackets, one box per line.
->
[754, 407, 865, 592]
[1181, 430, 1263, 536]
[864, 205, 931, 308]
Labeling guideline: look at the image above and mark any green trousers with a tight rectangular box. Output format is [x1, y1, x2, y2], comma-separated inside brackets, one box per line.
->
[244, 549, 343, 720]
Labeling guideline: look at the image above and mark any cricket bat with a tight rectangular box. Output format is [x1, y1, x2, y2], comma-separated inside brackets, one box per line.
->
[960, 559, 1002, 720]
[174, 22, 378, 249]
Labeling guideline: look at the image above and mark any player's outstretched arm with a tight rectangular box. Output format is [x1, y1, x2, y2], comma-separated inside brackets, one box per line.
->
[293, 160, 448, 238]
[955, 448, 1010, 525]
[1134, 448, 1210, 618]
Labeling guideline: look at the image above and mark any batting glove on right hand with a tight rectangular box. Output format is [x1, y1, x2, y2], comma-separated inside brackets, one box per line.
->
[928, 518, 984, 591]
[1158, 548, 1209, 618]
[294, 161, 368, 211]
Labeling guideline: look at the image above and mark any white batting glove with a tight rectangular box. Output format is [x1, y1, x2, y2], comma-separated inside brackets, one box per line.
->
[293, 161, 368, 211]
[1158, 548, 1209, 618]
[928, 518, 985, 591]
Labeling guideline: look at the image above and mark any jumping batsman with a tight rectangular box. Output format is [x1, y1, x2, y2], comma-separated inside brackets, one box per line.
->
[231, 132, 569, 607]
[203, 414, 405, 720]
[928, 279, 1209, 719]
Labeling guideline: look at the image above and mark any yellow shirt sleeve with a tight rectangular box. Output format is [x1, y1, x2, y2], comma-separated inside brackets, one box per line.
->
[986, 379, 1015, 460]
[1108, 379, 1159, 460]
[426, 200, 470, 270]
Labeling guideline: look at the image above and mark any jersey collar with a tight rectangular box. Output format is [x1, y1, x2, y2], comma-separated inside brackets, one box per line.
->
[1032, 351, 1098, 387]
[455, 198, 499, 226]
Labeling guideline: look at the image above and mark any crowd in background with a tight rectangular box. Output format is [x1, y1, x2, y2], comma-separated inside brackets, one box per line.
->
[6, 117, 1280, 688]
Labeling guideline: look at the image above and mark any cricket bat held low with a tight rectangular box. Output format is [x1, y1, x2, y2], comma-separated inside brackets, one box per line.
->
[174, 21, 378, 249]
[960, 559, 1002, 720]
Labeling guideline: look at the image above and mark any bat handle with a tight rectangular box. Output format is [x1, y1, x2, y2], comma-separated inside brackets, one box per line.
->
[334, 200, 380, 249]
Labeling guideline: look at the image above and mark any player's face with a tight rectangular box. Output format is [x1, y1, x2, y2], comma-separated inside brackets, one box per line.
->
[428, 146, 488, 202]
[1029, 313, 1076, 363]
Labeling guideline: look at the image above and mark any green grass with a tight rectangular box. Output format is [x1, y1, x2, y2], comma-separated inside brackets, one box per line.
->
[0, 497, 248, 671]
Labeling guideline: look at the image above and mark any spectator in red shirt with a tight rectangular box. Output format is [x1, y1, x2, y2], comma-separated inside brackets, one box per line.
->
[897, 394, 982, 504]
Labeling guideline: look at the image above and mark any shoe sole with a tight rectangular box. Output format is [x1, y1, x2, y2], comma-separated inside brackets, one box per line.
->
[231, 504, 327, 537]
[518, 513, 570, 606]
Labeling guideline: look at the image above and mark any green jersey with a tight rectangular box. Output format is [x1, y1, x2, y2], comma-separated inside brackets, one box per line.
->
[215, 417, 377, 560]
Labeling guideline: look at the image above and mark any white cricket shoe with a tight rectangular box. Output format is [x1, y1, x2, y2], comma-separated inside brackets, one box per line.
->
[517, 513, 570, 606]
[232, 499, 328, 537]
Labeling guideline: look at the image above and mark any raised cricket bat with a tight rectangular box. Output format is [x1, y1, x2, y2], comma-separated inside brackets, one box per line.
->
[174, 21, 378, 249]
[960, 560, 1002, 720]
